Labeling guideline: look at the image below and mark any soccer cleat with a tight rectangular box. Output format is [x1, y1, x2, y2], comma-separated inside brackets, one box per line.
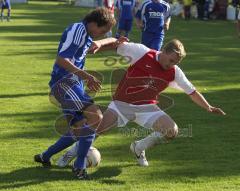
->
[34, 154, 51, 167]
[130, 141, 149, 167]
[72, 166, 90, 180]
[57, 149, 77, 167]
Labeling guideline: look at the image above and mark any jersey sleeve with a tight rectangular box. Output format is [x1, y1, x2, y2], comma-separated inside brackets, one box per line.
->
[58, 23, 87, 59]
[117, 42, 150, 65]
[163, 3, 171, 20]
[169, 66, 196, 95]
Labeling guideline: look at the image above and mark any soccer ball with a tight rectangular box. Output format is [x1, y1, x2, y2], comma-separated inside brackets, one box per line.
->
[86, 147, 101, 168]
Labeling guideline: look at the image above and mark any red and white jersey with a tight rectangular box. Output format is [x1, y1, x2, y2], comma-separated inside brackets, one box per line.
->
[114, 42, 196, 105]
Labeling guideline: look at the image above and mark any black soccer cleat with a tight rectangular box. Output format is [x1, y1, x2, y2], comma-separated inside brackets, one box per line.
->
[34, 154, 51, 167]
[72, 167, 90, 180]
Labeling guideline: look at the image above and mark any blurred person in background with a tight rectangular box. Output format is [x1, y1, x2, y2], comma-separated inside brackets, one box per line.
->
[135, 0, 171, 51]
[183, 0, 192, 19]
[115, 0, 137, 38]
[237, 10, 240, 37]
[103, 0, 115, 37]
[1, 0, 11, 22]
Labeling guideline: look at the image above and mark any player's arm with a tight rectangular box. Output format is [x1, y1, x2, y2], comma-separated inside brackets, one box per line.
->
[164, 3, 171, 31]
[164, 17, 171, 31]
[56, 56, 101, 92]
[136, 18, 144, 29]
[57, 24, 102, 92]
[171, 66, 226, 115]
[189, 91, 226, 115]
[88, 37, 129, 53]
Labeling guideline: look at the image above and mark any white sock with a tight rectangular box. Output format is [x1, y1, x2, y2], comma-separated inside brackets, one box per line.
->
[67, 141, 78, 157]
[135, 131, 165, 152]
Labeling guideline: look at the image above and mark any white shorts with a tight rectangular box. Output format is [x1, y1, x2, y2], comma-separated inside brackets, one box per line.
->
[108, 100, 166, 129]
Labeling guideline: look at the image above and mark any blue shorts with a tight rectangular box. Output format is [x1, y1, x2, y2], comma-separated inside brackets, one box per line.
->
[141, 32, 164, 51]
[50, 75, 94, 126]
[1, 2, 10, 9]
[118, 19, 133, 32]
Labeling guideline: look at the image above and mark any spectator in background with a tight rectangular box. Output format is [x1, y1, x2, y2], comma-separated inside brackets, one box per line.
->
[195, 0, 205, 19]
[183, 0, 192, 19]
[95, 0, 103, 7]
[237, 10, 240, 37]
[135, 0, 171, 51]
[1, 0, 11, 22]
[115, 0, 136, 38]
[103, 0, 115, 37]
[203, 0, 210, 20]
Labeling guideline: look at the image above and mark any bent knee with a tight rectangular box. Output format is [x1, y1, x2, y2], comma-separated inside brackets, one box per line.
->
[165, 123, 178, 139]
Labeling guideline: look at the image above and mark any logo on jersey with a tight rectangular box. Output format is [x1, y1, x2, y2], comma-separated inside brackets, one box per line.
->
[149, 12, 163, 18]
[123, 1, 132, 5]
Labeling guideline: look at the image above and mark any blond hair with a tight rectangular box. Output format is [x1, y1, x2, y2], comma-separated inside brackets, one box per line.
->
[163, 39, 186, 60]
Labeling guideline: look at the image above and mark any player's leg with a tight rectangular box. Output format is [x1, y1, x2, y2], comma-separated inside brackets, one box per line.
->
[7, 7, 10, 21]
[131, 106, 177, 166]
[34, 114, 85, 167]
[124, 19, 133, 38]
[34, 77, 100, 171]
[237, 12, 240, 37]
[57, 107, 119, 167]
[57, 101, 126, 168]
[1, 4, 4, 21]
[72, 104, 103, 179]
[116, 18, 125, 38]
[135, 114, 178, 152]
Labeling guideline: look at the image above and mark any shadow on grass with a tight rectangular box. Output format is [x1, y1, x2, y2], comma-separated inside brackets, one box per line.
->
[0, 165, 125, 190]
[0, 92, 48, 98]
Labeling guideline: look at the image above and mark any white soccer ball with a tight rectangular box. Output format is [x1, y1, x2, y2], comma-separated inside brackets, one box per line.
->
[86, 147, 101, 168]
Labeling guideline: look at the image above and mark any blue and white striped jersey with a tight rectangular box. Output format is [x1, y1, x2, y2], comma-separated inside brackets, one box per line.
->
[49, 21, 93, 87]
[135, 0, 171, 34]
[115, 0, 136, 20]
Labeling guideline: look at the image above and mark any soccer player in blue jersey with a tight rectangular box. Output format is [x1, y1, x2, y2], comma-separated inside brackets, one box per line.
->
[1, 0, 11, 22]
[115, 0, 136, 38]
[34, 8, 123, 180]
[135, 0, 171, 51]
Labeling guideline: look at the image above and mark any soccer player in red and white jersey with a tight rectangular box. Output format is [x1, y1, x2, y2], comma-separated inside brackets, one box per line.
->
[57, 39, 226, 167]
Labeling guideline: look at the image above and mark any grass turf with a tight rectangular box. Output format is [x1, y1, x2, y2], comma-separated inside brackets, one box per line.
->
[0, 1, 240, 191]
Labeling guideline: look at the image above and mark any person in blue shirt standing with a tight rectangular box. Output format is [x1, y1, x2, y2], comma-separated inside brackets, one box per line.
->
[1, 0, 11, 21]
[34, 8, 124, 180]
[115, 0, 136, 38]
[135, 0, 171, 51]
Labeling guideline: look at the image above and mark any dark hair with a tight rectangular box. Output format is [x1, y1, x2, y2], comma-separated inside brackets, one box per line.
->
[83, 7, 116, 28]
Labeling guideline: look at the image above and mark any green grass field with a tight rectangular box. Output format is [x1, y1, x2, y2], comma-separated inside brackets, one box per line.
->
[0, 1, 240, 190]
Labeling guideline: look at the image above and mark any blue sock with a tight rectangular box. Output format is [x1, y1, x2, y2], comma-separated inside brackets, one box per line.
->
[42, 131, 76, 161]
[74, 125, 96, 169]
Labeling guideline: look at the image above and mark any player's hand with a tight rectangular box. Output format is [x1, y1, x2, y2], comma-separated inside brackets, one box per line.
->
[86, 74, 102, 92]
[207, 106, 226, 115]
[88, 41, 102, 54]
[114, 36, 129, 47]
